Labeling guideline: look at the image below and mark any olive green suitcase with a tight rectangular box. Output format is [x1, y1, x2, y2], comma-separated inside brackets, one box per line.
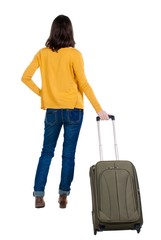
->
[89, 116, 143, 235]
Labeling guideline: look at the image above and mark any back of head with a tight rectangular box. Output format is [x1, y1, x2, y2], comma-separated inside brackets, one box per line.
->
[45, 15, 75, 51]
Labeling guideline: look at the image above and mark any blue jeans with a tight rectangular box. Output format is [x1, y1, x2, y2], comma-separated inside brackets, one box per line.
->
[33, 108, 83, 197]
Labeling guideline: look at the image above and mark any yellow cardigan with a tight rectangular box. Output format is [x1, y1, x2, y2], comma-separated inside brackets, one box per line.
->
[21, 47, 102, 112]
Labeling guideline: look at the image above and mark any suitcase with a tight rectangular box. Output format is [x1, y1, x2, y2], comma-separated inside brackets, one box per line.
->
[89, 115, 143, 235]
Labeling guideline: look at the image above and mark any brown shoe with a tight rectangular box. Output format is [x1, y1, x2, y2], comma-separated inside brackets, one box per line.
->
[58, 194, 67, 208]
[35, 197, 45, 208]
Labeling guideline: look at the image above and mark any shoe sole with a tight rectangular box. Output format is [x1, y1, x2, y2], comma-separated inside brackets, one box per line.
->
[35, 205, 45, 208]
[59, 204, 67, 208]
[35, 203, 45, 208]
[59, 200, 67, 208]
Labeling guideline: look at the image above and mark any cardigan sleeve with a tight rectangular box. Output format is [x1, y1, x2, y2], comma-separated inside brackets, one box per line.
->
[21, 52, 41, 96]
[73, 51, 102, 113]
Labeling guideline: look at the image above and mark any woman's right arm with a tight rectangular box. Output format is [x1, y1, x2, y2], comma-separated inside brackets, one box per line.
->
[21, 53, 41, 96]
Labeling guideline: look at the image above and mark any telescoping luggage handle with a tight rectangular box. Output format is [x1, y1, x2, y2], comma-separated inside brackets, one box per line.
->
[96, 115, 119, 161]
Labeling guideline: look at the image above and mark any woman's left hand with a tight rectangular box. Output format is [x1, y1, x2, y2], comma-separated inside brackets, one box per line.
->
[97, 110, 110, 120]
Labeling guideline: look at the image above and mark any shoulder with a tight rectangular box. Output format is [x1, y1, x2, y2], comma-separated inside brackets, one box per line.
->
[33, 48, 53, 60]
[65, 48, 83, 60]
[58, 47, 81, 55]
[68, 47, 82, 55]
[37, 47, 51, 55]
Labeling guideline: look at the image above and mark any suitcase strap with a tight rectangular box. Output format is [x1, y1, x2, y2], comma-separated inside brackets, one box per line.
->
[96, 115, 119, 161]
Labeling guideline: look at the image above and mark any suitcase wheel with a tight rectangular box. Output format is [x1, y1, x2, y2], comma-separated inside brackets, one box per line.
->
[94, 229, 97, 235]
[135, 224, 141, 233]
[137, 228, 140, 233]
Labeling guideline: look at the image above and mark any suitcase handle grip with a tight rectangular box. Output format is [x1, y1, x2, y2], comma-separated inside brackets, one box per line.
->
[96, 115, 115, 121]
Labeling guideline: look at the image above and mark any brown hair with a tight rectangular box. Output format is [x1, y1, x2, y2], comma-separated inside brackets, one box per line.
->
[45, 15, 75, 51]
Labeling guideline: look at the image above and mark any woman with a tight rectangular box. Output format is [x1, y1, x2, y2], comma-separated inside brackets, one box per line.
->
[21, 15, 109, 209]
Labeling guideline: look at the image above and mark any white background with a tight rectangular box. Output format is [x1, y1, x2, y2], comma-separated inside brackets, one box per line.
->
[0, 0, 161, 239]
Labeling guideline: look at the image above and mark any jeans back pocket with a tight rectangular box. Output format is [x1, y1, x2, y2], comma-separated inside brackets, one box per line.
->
[45, 109, 58, 125]
[67, 108, 83, 124]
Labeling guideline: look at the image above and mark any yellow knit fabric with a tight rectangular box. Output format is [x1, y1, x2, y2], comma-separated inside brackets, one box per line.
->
[21, 47, 102, 112]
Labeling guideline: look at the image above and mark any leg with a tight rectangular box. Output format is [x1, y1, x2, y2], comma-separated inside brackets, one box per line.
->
[33, 109, 62, 197]
[59, 109, 84, 197]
